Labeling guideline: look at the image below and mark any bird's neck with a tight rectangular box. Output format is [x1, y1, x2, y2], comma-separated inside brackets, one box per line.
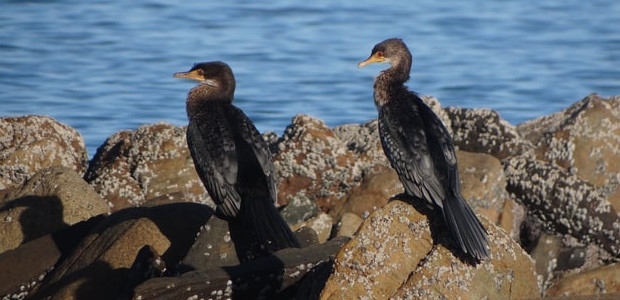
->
[185, 84, 232, 118]
[373, 61, 411, 108]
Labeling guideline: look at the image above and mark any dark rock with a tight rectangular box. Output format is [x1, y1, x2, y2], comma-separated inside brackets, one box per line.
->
[0, 115, 88, 190]
[84, 122, 212, 212]
[0, 216, 103, 299]
[132, 236, 349, 300]
[0, 166, 109, 253]
[445, 106, 533, 159]
[504, 156, 620, 257]
[179, 215, 239, 272]
[30, 203, 213, 300]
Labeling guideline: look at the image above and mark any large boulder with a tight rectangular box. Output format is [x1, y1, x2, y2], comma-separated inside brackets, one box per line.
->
[517, 94, 620, 211]
[0, 166, 109, 253]
[30, 203, 212, 300]
[84, 122, 211, 211]
[0, 115, 88, 190]
[504, 156, 620, 257]
[320, 200, 540, 299]
[445, 106, 532, 159]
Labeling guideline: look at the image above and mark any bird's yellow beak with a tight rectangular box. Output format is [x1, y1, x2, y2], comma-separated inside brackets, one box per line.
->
[358, 52, 386, 68]
[173, 70, 203, 82]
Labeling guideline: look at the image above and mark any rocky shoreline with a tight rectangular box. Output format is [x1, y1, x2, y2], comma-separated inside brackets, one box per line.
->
[1, 94, 620, 299]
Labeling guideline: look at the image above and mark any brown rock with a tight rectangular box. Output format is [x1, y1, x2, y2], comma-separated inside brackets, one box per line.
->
[30, 203, 213, 300]
[84, 122, 211, 211]
[320, 200, 432, 300]
[517, 94, 620, 211]
[446, 107, 532, 159]
[335, 212, 363, 238]
[320, 200, 539, 299]
[0, 166, 109, 253]
[0, 115, 88, 190]
[546, 263, 620, 297]
[329, 164, 401, 221]
[457, 151, 508, 219]
[274, 115, 387, 215]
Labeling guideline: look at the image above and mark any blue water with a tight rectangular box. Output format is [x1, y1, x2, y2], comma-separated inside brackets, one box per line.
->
[2, 0, 619, 158]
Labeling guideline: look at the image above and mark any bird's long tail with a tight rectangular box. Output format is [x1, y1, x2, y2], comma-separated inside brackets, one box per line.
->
[442, 195, 489, 260]
[229, 194, 300, 263]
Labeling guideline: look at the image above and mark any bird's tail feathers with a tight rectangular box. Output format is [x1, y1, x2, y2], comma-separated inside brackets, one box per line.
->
[443, 195, 489, 260]
[231, 193, 300, 262]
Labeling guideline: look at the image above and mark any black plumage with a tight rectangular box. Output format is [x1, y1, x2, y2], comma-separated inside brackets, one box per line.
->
[358, 38, 489, 260]
[174, 61, 299, 262]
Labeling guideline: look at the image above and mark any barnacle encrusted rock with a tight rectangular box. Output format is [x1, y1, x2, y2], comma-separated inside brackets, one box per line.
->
[84, 122, 211, 211]
[445, 106, 533, 159]
[517, 94, 620, 211]
[0, 115, 88, 190]
[504, 156, 620, 257]
[273, 114, 387, 216]
[320, 200, 539, 299]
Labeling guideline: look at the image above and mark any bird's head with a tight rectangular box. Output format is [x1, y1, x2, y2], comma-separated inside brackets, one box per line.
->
[173, 61, 236, 100]
[358, 38, 411, 69]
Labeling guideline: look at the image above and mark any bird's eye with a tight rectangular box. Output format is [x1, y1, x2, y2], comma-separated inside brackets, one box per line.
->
[197, 69, 204, 77]
[376, 51, 384, 58]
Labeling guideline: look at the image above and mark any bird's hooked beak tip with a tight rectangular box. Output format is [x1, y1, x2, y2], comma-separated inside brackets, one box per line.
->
[357, 60, 371, 68]
[357, 53, 385, 68]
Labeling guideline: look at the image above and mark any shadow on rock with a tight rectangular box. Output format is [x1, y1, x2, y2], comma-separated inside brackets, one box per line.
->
[30, 202, 214, 300]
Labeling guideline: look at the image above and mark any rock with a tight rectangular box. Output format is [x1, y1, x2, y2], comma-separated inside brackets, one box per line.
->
[0, 166, 109, 253]
[457, 151, 508, 217]
[179, 215, 239, 271]
[329, 164, 400, 221]
[84, 122, 212, 211]
[291, 212, 333, 244]
[321, 200, 539, 299]
[334, 212, 363, 238]
[517, 94, 620, 211]
[320, 200, 539, 299]
[529, 233, 563, 290]
[30, 203, 213, 300]
[0, 216, 103, 299]
[274, 115, 387, 216]
[0, 115, 88, 190]
[132, 237, 350, 300]
[546, 263, 620, 297]
[445, 107, 532, 159]
[504, 156, 620, 257]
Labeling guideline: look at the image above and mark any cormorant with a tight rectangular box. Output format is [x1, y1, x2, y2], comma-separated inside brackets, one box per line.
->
[358, 38, 489, 260]
[174, 61, 300, 262]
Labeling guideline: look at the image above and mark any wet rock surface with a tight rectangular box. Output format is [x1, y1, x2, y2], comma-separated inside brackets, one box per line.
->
[1, 94, 620, 299]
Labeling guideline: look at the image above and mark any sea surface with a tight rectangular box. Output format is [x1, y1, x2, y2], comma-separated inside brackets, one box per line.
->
[2, 0, 619, 158]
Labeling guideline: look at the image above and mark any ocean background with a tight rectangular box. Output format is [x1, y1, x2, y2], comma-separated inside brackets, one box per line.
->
[2, 0, 619, 158]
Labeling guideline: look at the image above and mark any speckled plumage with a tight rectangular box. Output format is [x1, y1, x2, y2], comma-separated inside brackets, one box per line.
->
[360, 38, 489, 260]
[175, 61, 299, 261]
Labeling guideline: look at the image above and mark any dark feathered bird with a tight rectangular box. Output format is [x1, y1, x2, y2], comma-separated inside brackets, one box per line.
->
[358, 38, 489, 260]
[174, 61, 299, 262]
